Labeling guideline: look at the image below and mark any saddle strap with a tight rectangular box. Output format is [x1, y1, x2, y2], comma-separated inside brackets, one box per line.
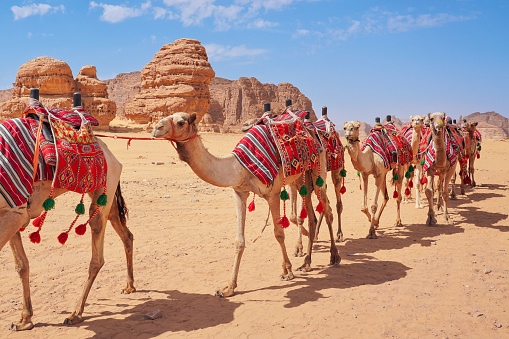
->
[32, 119, 44, 183]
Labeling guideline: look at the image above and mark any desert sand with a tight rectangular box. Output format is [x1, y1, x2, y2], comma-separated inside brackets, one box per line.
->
[0, 132, 508, 338]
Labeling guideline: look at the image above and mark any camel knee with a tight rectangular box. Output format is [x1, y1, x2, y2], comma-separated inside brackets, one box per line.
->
[14, 260, 29, 278]
[234, 240, 245, 252]
[370, 204, 378, 215]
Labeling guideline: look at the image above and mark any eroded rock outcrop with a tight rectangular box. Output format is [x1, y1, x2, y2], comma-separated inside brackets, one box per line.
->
[463, 112, 509, 139]
[124, 39, 215, 124]
[105, 71, 141, 118]
[0, 57, 115, 129]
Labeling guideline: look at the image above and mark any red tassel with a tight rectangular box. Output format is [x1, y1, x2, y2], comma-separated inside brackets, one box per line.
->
[32, 212, 46, 227]
[316, 201, 324, 214]
[420, 177, 428, 185]
[299, 207, 308, 219]
[405, 188, 411, 196]
[20, 227, 26, 232]
[465, 154, 470, 159]
[248, 200, 255, 212]
[57, 232, 69, 245]
[477, 153, 480, 159]
[464, 177, 471, 185]
[278, 215, 290, 228]
[359, 184, 362, 191]
[340, 185, 346, 194]
[393, 190, 399, 199]
[434, 171, 439, 176]
[459, 169, 463, 176]
[75, 224, 87, 236]
[408, 180, 413, 188]
[29, 231, 41, 244]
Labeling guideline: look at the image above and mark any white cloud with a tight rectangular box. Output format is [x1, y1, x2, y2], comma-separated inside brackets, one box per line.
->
[11, 3, 65, 20]
[387, 13, 470, 32]
[162, 0, 243, 27]
[89, 1, 151, 23]
[247, 19, 279, 29]
[204, 43, 267, 61]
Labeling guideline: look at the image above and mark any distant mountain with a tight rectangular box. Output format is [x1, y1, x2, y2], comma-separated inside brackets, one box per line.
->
[463, 111, 509, 139]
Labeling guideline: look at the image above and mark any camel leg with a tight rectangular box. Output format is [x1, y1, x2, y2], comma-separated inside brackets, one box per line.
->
[331, 169, 344, 242]
[436, 176, 444, 211]
[360, 174, 371, 222]
[312, 186, 340, 267]
[450, 168, 457, 200]
[414, 165, 424, 208]
[373, 174, 389, 229]
[460, 160, 467, 195]
[425, 170, 437, 226]
[298, 171, 318, 272]
[289, 181, 304, 257]
[8, 231, 34, 331]
[268, 196, 294, 280]
[108, 199, 135, 294]
[367, 174, 386, 239]
[215, 189, 248, 297]
[442, 165, 456, 224]
[469, 156, 476, 187]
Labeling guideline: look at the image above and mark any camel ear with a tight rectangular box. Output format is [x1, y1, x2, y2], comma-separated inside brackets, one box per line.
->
[343, 122, 349, 129]
[189, 113, 197, 125]
[410, 115, 413, 120]
[473, 122, 478, 126]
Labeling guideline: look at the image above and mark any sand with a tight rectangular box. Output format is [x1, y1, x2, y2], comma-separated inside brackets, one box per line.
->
[0, 133, 508, 338]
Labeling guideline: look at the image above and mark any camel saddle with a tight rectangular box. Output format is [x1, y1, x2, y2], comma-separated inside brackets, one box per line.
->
[362, 124, 413, 169]
[305, 118, 344, 171]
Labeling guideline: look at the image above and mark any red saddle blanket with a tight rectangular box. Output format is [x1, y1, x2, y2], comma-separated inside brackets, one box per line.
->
[361, 124, 413, 169]
[422, 129, 460, 172]
[24, 102, 99, 127]
[401, 125, 430, 161]
[305, 118, 344, 171]
[0, 119, 54, 207]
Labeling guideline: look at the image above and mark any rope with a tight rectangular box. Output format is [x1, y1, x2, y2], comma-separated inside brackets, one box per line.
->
[94, 134, 168, 150]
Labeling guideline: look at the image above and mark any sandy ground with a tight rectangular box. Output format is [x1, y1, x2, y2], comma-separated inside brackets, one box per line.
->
[0, 132, 508, 338]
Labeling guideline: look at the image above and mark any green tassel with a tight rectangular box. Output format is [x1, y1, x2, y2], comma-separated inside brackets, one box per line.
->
[97, 194, 108, 206]
[477, 145, 481, 151]
[280, 189, 290, 201]
[340, 169, 347, 177]
[42, 197, 55, 211]
[409, 165, 414, 173]
[75, 201, 85, 215]
[405, 171, 411, 179]
[299, 185, 308, 197]
[393, 173, 399, 182]
[420, 159, 425, 166]
[315, 176, 324, 187]
[357, 171, 360, 177]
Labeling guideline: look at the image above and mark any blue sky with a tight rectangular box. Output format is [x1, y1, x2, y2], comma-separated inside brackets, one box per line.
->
[1, 0, 508, 122]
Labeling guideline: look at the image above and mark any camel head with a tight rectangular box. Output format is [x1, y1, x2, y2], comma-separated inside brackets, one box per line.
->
[464, 121, 478, 134]
[240, 118, 258, 132]
[428, 112, 446, 135]
[152, 112, 198, 141]
[410, 115, 424, 130]
[344, 121, 361, 144]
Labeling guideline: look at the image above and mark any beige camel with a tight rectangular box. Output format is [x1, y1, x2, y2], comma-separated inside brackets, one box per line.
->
[450, 124, 468, 199]
[152, 112, 339, 298]
[344, 121, 405, 239]
[402, 115, 425, 208]
[0, 138, 134, 331]
[424, 113, 457, 225]
[463, 121, 480, 187]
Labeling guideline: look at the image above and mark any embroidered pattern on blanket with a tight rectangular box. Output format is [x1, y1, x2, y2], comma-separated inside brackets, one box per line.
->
[423, 129, 460, 172]
[268, 118, 320, 178]
[361, 125, 413, 169]
[0, 118, 54, 207]
[51, 119, 107, 193]
[401, 124, 431, 161]
[24, 102, 99, 127]
[306, 118, 344, 171]
[232, 125, 279, 185]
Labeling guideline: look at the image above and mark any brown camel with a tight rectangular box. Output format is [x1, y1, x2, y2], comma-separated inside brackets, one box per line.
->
[152, 112, 339, 298]
[0, 136, 134, 331]
[463, 121, 480, 187]
[344, 121, 405, 239]
[424, 112, 457, 225]
[402, 115, 426, 208]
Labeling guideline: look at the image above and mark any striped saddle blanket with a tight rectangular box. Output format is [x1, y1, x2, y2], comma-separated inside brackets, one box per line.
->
[0, 119, 54, 207]
[305, 118, 344, 171]
[401, 125, 431, 161]
[422, 129, 461, 172]
[361, 125, 413, 169]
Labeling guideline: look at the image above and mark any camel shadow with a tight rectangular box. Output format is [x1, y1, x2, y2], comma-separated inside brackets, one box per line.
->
[37, 290, 242, 338]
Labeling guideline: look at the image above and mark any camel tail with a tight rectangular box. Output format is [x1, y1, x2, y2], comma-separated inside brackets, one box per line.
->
[113, 182, 129, 227]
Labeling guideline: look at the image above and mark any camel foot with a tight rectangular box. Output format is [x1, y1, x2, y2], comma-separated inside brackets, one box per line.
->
[443, 216, 452, 225]
[471, 182, 476, 188]
[335, 232, 344, 243]
[394, 220, 403, 227]
[214, 286, 235, 298]
[279, 272, 295, 280]
[330, 252, 341, 265]
[9, 320, 34, 331]
[426, 215, 437, 226]
[297, 262, 312, 272]
[461, 189, 465, 195]
[450, 194, 457, 200]
[415, 203, 424, 209]
[373, 219, 380, 229]
[121, 283, 136, 294]
[63, 312, 83, 326]
[366, 232, 378, 239]
[293, 244, 304, 257]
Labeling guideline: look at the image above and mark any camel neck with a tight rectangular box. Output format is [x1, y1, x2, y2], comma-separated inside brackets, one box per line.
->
[411, 128, 421, 162]
[346, 140, 370, 173]
[433, 130, 447, 169]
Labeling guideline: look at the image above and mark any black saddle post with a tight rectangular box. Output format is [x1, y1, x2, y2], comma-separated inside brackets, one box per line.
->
[322, 106, 327, 118]
[386, 115, 392, 123]
[285, 99, 292, 107]
[304, 111, 311, 122]
[30, 88, 39, 104]
[73, 92, 82, 109]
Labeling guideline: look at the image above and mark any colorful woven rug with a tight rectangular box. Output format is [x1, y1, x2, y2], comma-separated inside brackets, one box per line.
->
[0, 118, 54, 207]
[24, 101, 99, 127]
[232, 125, 279, 185]
[268, 117, 320, 178]
[422, 129, 460, 172]
[306, 118, 344, 171]
[401, 124, 431, 160]
[51, 118, 107, 193]
[361, 125, 413, 169]
[447, 126, 466, 153]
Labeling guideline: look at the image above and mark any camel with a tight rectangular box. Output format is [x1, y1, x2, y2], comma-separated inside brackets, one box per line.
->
[463, 121, 480, 187]
[343, 120, 406, 239]
[402, 115, 426, 208]
[152, 112, 340, 298]
[424, 112, 458, 225]
[449, 122, 468, 199]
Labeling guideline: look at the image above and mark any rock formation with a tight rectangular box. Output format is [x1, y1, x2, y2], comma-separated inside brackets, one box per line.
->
[0, 57, 115, 129]
[105, 71, 141, 118]
[124, 38, 215, 124]
[207, 77, 316, 130]
[463, 111, 509, 139]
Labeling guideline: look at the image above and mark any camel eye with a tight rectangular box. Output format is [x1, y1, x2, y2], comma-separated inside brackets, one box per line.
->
[178, 121, 185, 126]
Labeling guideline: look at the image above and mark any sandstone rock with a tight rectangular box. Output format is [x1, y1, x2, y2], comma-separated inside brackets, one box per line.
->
[1, 58, 115, 129]
[124, 39, 215, 124]
[463, 112, 509, 139]
[207, 77, 316, 130]
[105, 71, 141, 118]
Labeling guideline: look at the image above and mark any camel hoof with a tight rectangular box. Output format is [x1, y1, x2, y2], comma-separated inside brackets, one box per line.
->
[415, 204, 424, 209]
[214, 287, 234, 298]
[297, 264, 312, 272]
[450, 195, 457, 200]
[366, 233, 378, 239]
[63, 314, 83, 326]
[426, 216, 437, 226]
[461, 189, 465, 195]
[9, 321, 34, 331]
[394, 221, 403, 227]
[335, 232, 344, 243]
[121, 284, 136, 294]
[330, 254, 341, 265]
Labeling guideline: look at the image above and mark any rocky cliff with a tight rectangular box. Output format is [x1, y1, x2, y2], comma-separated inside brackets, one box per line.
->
[463, 112, 509, 139]
[104, 71, 141, 118]
[124, 39, 215, 124]
[0, 57, 115, 129]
